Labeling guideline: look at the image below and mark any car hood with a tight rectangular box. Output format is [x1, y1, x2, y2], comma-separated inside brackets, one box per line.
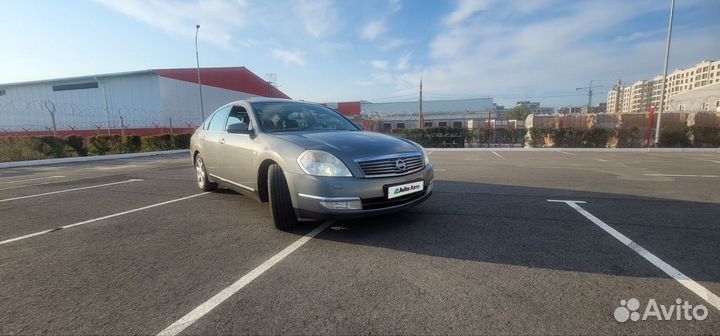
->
[271, 131, 421, 159]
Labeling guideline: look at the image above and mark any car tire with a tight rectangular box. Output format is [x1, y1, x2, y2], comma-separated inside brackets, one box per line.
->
[268, 163, 298, 230]
[194, 154, 217, 192]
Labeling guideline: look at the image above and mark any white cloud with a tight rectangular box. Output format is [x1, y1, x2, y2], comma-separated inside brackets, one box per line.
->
[443, 0, 495, 26]
[96, 0, 247, 48]
[292, 0, 340, 38]
[272, 49, 307, 66]
[380, 38, 412, 51]
[370, 60, 389, 70]
[395, 52, 412, 71]
[614, 30, 664, 43]
[389, 0, 720, 107]
[361, 20, 387, 41]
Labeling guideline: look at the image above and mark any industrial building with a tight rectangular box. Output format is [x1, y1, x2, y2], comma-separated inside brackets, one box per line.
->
[325, 98, 498, 131]
[0, 67, 288, 136]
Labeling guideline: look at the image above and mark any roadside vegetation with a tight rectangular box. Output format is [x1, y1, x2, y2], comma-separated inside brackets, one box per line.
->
[393, 126, 720, 148]
[0, 134, 191, 162]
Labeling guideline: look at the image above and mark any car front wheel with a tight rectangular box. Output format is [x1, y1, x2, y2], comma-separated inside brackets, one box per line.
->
[194, 154, 217, 191]
[267, 163, 298, 230]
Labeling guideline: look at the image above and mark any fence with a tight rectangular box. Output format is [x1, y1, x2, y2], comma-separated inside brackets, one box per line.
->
[0, 99, 202, 136]
[525, 111, 720, 148]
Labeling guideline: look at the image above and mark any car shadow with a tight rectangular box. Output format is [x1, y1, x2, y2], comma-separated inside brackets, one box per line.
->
[297, 180, 720, 283]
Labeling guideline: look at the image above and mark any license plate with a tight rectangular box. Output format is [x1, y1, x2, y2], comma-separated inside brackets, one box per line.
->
[387, 181, 424, 199]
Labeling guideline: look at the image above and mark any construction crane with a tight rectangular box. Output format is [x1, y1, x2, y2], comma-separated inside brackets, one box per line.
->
[576, 80, 604, 113]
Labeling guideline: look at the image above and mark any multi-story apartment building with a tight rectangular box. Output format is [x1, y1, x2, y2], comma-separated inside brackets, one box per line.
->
[607, 60, 720, 113]
[607, 83, 623, 114]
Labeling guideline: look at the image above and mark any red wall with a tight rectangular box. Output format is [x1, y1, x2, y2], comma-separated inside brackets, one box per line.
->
[337, 102, 361, 116]
[1, 128, 196, 137]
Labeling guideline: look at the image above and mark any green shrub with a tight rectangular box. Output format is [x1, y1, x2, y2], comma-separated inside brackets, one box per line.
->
[0, 137, 43, 162]
[580, 128, 616, 148]
[689, 126, 720, 147]
[123, 135, 142, 153]
[88, 135, 123, 155]
[141, 134, 172, 152]
[31, 136, 68, 158]
[392, 127, 476, 147]
[617, 127, 644, 148]
[65, 134, 87, 156]
[659, 128, 690, 148]
[172, 133, 192, 149]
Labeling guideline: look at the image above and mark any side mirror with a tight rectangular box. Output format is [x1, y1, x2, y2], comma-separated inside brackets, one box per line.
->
[227, 122, 250, 134]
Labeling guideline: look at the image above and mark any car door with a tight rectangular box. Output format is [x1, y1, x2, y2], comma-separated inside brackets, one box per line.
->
[218, 104, 256, 191]
[201, 105, 231, 175]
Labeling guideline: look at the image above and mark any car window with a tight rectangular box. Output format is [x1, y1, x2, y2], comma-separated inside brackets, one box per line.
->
[207, 106, 231, 132]
[251, 102, 358, 133]
[226, 106, 251, 132]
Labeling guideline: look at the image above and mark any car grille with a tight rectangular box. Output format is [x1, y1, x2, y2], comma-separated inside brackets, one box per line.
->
[356, 154, 424, 178]
[361, 188, 427, 210]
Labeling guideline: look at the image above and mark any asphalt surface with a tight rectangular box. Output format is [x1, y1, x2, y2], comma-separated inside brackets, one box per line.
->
[0, 150, 719, 334]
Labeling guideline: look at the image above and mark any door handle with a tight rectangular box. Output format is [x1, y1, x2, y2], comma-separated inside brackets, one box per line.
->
[219, 138, 225, 144]
[201, 134, 206, 140]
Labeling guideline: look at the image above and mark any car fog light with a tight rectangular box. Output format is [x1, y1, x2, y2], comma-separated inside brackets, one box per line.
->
[320, 200, 362, 210]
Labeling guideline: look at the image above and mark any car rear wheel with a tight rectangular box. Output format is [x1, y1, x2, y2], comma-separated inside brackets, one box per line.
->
[194, 154, 217, 191]
[268, 163, 298, 230]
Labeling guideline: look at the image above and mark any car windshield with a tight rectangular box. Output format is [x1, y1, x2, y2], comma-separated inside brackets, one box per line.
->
[251, 102, 358, 133]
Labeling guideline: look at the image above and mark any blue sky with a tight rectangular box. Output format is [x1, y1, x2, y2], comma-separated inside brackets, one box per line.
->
[1, 0, 718, 107]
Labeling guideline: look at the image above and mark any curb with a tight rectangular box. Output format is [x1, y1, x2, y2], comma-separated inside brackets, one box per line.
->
[426, 147, 720, 152]
[0, 150, 189, 169]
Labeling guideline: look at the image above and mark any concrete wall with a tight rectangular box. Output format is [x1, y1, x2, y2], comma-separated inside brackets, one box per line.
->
[158, 77, 256, 128]
[0, 73, 160, 132]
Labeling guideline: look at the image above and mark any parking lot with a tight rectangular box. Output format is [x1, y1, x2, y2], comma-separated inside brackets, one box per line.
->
[1, 150, 719, 334]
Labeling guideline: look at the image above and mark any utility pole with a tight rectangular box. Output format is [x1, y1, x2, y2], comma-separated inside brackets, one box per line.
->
[654, 0, 675, 146]
[195, 24, 205, 121]
[614, 78, 623, 114]
[419, 77, 424, 129]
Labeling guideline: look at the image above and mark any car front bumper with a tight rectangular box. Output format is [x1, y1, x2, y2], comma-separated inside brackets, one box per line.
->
[286, 163, 434, 220]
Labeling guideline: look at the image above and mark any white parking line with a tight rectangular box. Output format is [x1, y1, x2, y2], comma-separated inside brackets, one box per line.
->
[0, 175, 65, 184]
[490, 151, 505, 160]
[644, 173, 719, 178]
[157, 220, 334, 336]
[0, 192, 209, 246]
[548, 200, 720, 312]
[593, 158, 608, 162]
[0, 179, 76, 191]
[560, 151, 577, 156]
[0, 179, 143, 203]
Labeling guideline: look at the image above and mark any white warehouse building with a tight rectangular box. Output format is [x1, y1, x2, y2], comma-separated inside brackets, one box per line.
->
[0, 67, 288, 136]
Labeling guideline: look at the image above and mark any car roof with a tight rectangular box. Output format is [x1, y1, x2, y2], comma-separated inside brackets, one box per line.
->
[230, 97, 317, 105]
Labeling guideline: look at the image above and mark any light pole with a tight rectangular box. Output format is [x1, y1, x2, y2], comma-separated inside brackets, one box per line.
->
[654, 0, 675, 146]
[195, 24, 205, 121]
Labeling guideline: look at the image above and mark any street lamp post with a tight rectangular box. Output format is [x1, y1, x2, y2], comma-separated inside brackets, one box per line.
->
[654, 0, 676, 146]
[195, 24, 205, 122]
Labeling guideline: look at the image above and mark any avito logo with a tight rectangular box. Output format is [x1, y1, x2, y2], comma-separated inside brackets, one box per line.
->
[614, 298, 708, 322]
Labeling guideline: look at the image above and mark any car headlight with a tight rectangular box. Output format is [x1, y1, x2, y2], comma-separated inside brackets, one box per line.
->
[420, 147, 430, 165]
[297, 150, 352, 177]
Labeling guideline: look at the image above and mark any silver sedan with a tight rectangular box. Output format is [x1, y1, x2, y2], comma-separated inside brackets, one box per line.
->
[190, 98, 434, 230]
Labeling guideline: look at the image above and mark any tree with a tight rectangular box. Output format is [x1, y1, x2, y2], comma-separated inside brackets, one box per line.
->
[505, 106, 531, 120]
